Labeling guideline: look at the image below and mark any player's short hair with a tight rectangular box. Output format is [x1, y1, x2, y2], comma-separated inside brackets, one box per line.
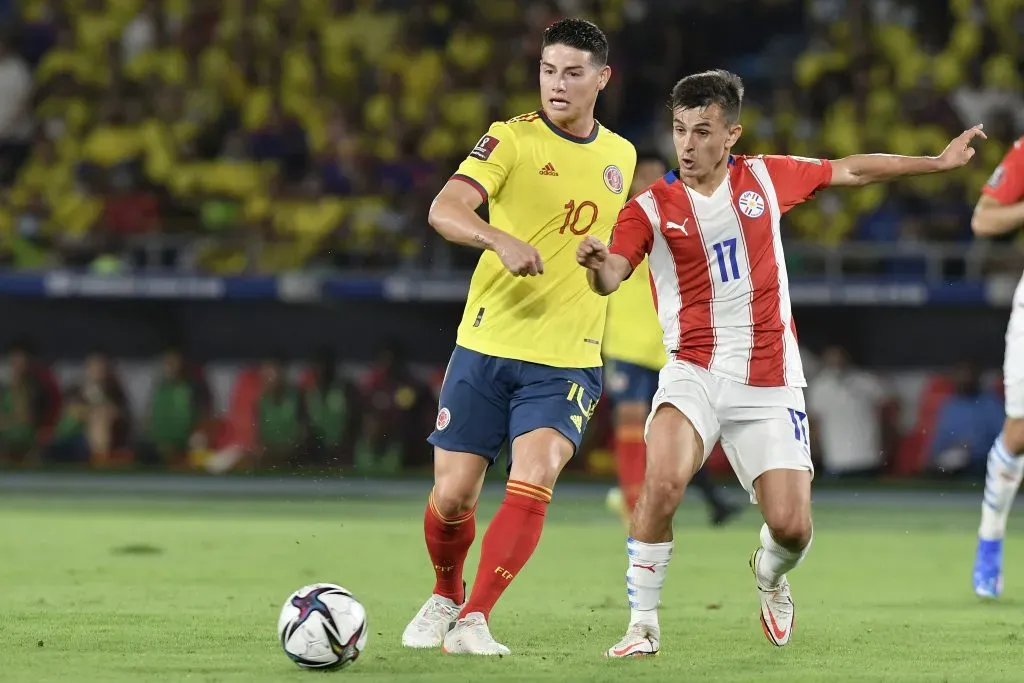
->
[542, 18, 609, 67]
[670, 69, 745, 125]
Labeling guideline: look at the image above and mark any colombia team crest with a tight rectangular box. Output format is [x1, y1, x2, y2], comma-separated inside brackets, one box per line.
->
[604, 165, 624, 194]
[737, 190, 765, 218]
[435, 407, 451, 431]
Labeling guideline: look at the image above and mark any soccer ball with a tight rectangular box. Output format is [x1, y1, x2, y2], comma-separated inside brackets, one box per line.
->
[277, 583, 368, 670]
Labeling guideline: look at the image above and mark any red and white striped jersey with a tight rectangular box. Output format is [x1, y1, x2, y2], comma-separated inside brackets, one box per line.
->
[608, 154, 833, 388]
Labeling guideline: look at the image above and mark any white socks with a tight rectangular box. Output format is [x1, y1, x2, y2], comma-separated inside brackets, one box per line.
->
[755, 523, 811, 589]
[980, 435, 1024, 541]
[626, 537, 672, 629]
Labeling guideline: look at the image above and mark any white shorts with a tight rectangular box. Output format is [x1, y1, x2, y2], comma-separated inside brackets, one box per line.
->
[1004, 278, 1024, 418]
[644, 360, 814, 503]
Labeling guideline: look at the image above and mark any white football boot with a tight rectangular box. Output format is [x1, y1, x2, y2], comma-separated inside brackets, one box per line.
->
[750, 548, 794, 646]
[441, 612, 511, 655]
[401, 589, 464, 649]
[604, 623, 660, 658]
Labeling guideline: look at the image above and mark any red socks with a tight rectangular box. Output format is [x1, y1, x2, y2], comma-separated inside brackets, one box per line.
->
[615, 424, 647, 511]
[460, 480, 551, 620]
[424, 490, 475, 604]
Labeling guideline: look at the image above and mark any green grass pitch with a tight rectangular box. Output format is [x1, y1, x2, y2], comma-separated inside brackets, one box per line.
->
[1, 487, 1023, 682]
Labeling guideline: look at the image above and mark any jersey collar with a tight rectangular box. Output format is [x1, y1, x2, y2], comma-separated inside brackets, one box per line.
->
[537, 109, 599, 144]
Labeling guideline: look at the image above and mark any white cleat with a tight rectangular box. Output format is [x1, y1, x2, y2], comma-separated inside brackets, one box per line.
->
[751, 548, 794, 647]
[401, 593, 463, 649]
[441, 612, 511, 656]
[604, 623, 660, 658]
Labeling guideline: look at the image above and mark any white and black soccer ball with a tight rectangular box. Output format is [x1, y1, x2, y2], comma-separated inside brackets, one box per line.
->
[277, 583, 368, 670]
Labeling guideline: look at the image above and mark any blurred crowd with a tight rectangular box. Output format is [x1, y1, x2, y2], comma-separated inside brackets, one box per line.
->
[0, 336, 1007, 480]
[0, 0, 1021, 274]
[0, 339, 440, 473]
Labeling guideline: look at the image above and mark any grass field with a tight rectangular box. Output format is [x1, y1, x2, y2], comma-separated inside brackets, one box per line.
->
[1, 486, 1023, 682]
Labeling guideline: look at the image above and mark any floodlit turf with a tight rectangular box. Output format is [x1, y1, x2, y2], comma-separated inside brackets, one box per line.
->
[1, 488, 1023, 682]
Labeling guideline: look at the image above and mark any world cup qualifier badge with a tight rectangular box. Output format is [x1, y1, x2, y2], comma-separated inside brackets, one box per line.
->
[604, 165, 624, 194]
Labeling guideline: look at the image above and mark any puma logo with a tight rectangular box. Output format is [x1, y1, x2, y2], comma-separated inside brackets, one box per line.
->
[666, 219, 690, 235]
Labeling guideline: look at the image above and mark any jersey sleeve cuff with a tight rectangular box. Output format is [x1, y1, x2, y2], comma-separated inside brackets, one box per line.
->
[451, 174, 488, 202]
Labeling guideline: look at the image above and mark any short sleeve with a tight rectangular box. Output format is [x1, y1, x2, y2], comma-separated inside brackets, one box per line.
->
[608, 196, 654, 275]
[982, 139, 1024, 206]
[451, 121, 518, 202]
[761, 155, 833, 213]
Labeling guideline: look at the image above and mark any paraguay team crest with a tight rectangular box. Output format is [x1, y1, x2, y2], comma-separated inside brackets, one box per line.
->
[737, 190, 765, 218]
[604, 165, 624, 194]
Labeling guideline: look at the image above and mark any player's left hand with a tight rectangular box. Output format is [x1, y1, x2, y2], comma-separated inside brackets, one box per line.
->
[937, 124, 987, 170]
[576, 235, 609, 270]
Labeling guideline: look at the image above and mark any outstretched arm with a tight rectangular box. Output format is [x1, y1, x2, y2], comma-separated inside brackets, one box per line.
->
[828, 125, 986, 187]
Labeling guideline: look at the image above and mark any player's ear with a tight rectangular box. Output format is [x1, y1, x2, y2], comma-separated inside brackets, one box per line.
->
[597, 64, 611, 91]
[727, 123, 743, 148]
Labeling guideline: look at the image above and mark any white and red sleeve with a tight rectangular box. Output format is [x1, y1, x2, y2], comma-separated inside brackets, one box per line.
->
[982, 139, 1024, 205]
[608, 197, 654, 275]
[761, 155, 834, 214]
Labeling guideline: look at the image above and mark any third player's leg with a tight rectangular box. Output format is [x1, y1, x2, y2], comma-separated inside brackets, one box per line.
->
[975, 296, 1024, 597]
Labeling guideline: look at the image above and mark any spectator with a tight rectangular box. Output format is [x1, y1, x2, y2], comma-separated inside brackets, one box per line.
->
[304, 348, 359, 467]
[255, 356, 307, 468]
[807, 345, 893, 477]
[137, 345, 211, 467]
[0, 340, 49, 464]
[930, 362, 1005, 477]
[0, 36, 34, 186]
[358, 339, 433, 471]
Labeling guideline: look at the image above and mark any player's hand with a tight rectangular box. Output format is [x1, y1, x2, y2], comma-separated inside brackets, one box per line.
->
[937, 124, 987, 170]
[576, 235, 609, 270]
[495, 234, 544, 276]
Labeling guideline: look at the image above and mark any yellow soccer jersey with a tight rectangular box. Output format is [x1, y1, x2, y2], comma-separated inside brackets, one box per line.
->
[451, 110, 636, 368]
[603, 256, 666, 372]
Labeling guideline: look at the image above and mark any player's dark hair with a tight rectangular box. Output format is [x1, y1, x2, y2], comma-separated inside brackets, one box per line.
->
[542, 18, 609, 67]
[670, 69, 745, 125]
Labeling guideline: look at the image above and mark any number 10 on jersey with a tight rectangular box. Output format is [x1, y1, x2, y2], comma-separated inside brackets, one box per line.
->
[559, 200, 599, 235]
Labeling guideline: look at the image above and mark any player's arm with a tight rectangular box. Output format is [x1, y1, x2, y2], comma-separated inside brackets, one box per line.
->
[428, 123, 543, 276]
[971, 143, 1024, 237]
[828, 125, 986, 187]
[428, 180, 515, 251]
[578, 199, 653, 295]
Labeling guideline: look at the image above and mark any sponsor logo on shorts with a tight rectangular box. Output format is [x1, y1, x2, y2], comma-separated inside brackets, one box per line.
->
[436, 407, 451, 431]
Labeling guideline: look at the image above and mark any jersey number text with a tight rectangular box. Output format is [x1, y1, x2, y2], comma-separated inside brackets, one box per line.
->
[711, 238, 742, 283]
[559, 200, 599, 235]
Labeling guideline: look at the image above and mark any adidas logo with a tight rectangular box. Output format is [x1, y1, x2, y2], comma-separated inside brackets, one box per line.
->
[570, 414, 583, 433]
[539, 162, 558, 176]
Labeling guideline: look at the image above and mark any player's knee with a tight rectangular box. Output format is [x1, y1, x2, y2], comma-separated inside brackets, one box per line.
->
[431, 481, 478, 518]
[645, 475, 687, 516]
[1002, 417, 1024, 455]
[765, 512, 812, 551]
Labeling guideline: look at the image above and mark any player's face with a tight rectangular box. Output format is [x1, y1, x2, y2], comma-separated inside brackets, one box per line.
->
[630, 159, 667, 195]
[539, 44, 610, 126]
[671, 103, 742, 180]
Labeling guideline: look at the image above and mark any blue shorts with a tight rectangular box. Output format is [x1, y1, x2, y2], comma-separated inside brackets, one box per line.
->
[604, 358, 660, 405]
[428, 345, 603, 467]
